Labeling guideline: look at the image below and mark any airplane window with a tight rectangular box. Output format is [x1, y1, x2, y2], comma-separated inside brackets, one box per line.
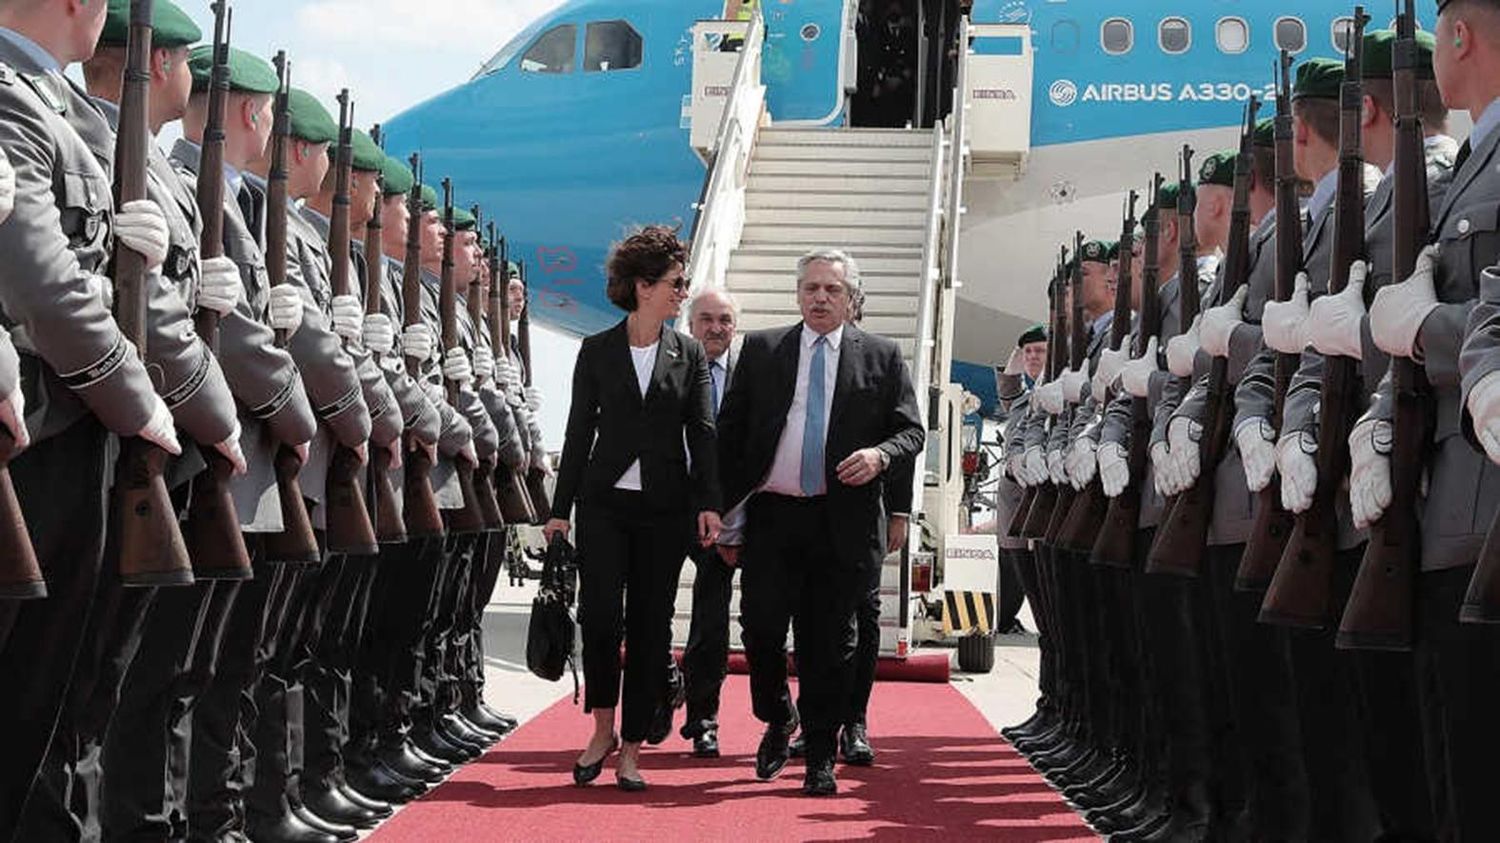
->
[1100, 18, 1133, 55]
[1274, 17, 1307, 53]
[1052, 20, 1080, 54]
[1159, 17, 1191, 54]
[1332, 17, 1355, 54]
[585, 20, 643, 72]
[520, 24, 576, 74]
[1216, 18, 1249, 54]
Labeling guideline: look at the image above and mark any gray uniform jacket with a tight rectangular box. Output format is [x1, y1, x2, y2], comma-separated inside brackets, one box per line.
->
[168, 139, 316, 531]
[418, 269, 499, 458]
[350, 243, 440, 447]
[0, 50, 160, 444]
[461, 304, 528, 471]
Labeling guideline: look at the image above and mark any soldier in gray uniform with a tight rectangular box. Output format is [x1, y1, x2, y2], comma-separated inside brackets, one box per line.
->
[0, 1, 204, 835]
[169, 46, 322, 842]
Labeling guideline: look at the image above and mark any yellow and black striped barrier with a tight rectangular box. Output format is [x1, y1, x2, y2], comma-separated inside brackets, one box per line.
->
[942, 589, 995, 637]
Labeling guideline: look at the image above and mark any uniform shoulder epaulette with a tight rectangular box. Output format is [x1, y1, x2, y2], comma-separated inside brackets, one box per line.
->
[0, 61, 14, 86]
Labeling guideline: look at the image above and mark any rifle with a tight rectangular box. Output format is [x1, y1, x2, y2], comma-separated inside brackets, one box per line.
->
[360, 125, 406, 544]
[1018, 250, 1069, 539]
[320, 90, 379, 556]
[1237, 51, 1304, 591]
[1093, 174, 1167, 568]
[439, 180, 488, 534]
[1261, 8, 1371, 628]
[180, 1, 253, 579]
[400, 154, 446, 538]
[1150, 100, 1262, 577]
[1059, 194, 1139, 552]
[464, 205, 506, 530]
[1343, 0, 1433, 637]
[1043, 232, 1088, 543]
[516, 266, 551, 522]
[1007, 255, 1063, 538]
[486, 226, 536, 523]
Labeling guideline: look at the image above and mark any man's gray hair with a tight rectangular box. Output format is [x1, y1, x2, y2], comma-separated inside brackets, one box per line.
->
[685, 285, 740, 322]
[796, 248, 863, 294]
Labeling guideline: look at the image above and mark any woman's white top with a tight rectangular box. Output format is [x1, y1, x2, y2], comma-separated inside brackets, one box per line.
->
[613, 341, 659, 491]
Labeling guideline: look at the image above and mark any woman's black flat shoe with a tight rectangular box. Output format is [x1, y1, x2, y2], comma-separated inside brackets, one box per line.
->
[616, 774, 648, 792]
[572, 737, 620, 786]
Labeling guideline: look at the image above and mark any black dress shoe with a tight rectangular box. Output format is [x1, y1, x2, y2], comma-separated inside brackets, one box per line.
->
[444, 712, 500, 746]
[692, 730, 720, 759]
[573, 735, 620, 786]
[463, 703, 514, 735]
[303, 785, 383, 830]
[343, 759, 424, 804]
[476, 702, 518, 732]
[755, 714, 800, 781]
[246, 808, 340, 843]
[412, 722, 477, 763]
[645, 703, 674, 746]
[839, 723, 875, 766]
[616, 773, 648, 792]
[787, 733, 806, 759]
[292, 802, 359, 843]
[377, 741, 451, 782]
[802, 759, 837, 797]
[332, 778, 393, 817]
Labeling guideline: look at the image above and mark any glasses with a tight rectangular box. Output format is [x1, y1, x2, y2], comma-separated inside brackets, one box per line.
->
[666, 277, 690, 292]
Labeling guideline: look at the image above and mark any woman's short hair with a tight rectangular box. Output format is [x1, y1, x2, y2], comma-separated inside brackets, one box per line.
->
[606, 224, 688, 312]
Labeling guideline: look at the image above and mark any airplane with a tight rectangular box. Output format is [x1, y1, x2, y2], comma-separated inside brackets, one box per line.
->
[381, 0, 1444, 412]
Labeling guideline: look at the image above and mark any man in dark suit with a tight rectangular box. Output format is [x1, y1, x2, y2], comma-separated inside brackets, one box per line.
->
[716, 249, 924, 796]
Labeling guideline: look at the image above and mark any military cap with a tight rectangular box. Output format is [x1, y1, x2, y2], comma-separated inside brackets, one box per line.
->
[451, 207, 477, 230]
[100, 0, 201, 49]
[1080, 240, 1114, 264]
[1155, 180, 1183, 211]
[1252, 116, 1275, 148]
[349, 130, 384, 172]
[1292, 58, 1343, 101]
[1017, 324, 1047, 347]
[420, 184, 439, 213]
[1362, 29, 1436, 80]
[507, 260, 521, 279]
[1107, 241, 1121, 261]
[380, 156, 414, 196]
[189, 46, 279, 95]
[1198, 151, 1236, 188]
[285, 88, 337, 145]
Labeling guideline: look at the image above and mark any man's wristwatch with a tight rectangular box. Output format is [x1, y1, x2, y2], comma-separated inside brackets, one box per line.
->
[878, 450, 891, 471]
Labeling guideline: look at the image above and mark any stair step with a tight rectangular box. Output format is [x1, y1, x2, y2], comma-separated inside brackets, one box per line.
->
[739, 223, 927, 249]
[727, 271, 922, 297]
[728, 248, 922, 276]
[737, 311, 915, 339]
[745, 189, 930, 211]
[747, 173, 931, 194]
[754, 143, 933, 163]
[751, 158, 932, 178]
[733, 290, 917, 317]
[759, 127, 934, 147]
[743, 207, 927, 229]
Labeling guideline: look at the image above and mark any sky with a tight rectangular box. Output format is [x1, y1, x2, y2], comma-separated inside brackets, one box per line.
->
[167, 0, 578, 446]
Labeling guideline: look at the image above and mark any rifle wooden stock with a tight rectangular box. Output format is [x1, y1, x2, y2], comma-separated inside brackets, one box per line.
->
[1238, 54, 1304, 592]
[400, 154, 445, 539]
[517, 295, 551, 523]
[1345, 1, 1430, 641]
[465, 207, 505, 531]
[488, 230, 538, 524]
[321, 90, 378, 556]
[438, 180, 486, 534]
[1463, 538, 1500, 622]
[361, 125, 406, 545]
[0, 431, 42, 598]
[1019, 251, 1070, 540]
[1006, 486, 1036, 538]
[1045, 232, 1087, 546]
[1262, 12, 1370, 629]
[112, 0, 195, 587]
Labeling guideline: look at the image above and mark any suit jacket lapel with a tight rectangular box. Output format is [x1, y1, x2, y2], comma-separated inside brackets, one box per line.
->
[1436, 127, 1500, 230]
[609, 320, 644, 410]
[644, 325, 677, 406]
[830, 325, 863, 432]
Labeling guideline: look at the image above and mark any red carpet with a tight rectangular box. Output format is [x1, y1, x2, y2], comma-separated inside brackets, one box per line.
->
[370, 676, 1093, 842]
[718, 652, 953, 683]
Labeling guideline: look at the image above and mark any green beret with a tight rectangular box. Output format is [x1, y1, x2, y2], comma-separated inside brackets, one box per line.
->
[1017, 324, 1047, 347]
[189, 46, 278, 95]
[349, 130, 383, 172]
[285, 88, 336, 145]
[1362, 29, 1436, 80]
[1252, 117, 1275, 148]
[506, 260, 521, 279]
[420, 184, 438, 213]
[1198, 151, 1236, 188]
[1155, 180, 1183, 212]
[1080, 240, 1114, 264]
[1293, 58, 1343, 101]
[380, 156, 414, 196]
[451, 207, 477, 231]
[101, 0, 200, 49]
[1106, 241, 1121, 261]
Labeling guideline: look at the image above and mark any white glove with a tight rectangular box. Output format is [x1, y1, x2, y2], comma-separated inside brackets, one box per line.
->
[1467, 370, 1500, 465]
[1150, 441, 1174, 498]
[1276, 431, 1318, 514]
[1065, 437, 1097, 490]
[1166, 316, 1201, 377]
[1200, 287, 1248, 358]
[1059, 366, 1088, 404]
[214, 419, 247, 476]
[442, 346, 473, 385]
[136, 394, 182, 456]
[472, 345, 494, 382]
[1165, 416, 1204, 495]
[1046, 447, 1066, 486]
[1263, 272, 1311, 354]
[268, 285, 303, 336]
[329, 294, 362, 343]
[0, 147, 14, 226]
[1236, 417, 1277, 493]
[1023, 446, 1048, 486]
[494, 355, 517, 390]
[1099, 442, 1129, 498]
[1370, 244, 1441, 359]
[1034, 380, 1065, 415]
[402, 323, 434, 363]
[362, 314, 394, 355]
[384, 437, 403, 471]
[1093, 346, 1128, 399]
[504, 359, 523, 395]
[0, 384, 29, 452]
[525, 385, 542, 413]
[114, 199, 170, 272]
[1120, 337, 1160, 399]
[1007, 451, 1028, 486]
[196, 255, 241, 316]
[1306, 261, 1367, 360]
[1349, 418, 1392, 529]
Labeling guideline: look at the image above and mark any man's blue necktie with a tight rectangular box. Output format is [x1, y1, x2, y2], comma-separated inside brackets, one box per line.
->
[801, 336, 827, 496]
[709, 360, 722, 421]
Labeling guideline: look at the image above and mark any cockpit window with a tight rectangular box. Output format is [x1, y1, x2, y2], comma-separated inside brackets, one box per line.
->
[1274, 17, 1307, 53]
[1100, 18, 1133, 55]
[1159, 17, 1191, 54]
[520, 24, 577, 74]
[585, 20, 643, 72]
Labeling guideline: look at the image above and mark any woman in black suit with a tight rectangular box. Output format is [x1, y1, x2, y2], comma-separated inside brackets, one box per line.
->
[544, 226, 722, 791]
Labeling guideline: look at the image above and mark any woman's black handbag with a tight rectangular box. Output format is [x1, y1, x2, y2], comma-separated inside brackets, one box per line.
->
[526, 535, 580, 696]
